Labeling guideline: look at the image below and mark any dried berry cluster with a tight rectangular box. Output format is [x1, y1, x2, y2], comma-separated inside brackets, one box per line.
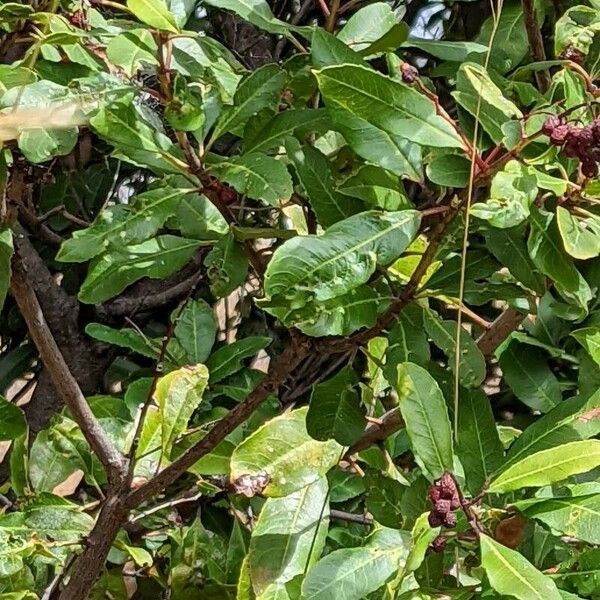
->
[543, 114, 600, 178]
[428, 472, 460, 528]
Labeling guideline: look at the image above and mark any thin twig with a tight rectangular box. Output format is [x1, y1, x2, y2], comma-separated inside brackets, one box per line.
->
[10, 247, 127, 482]
[521, 0, 551, 92]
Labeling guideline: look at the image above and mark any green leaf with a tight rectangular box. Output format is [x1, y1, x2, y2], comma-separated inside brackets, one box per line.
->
[572, 327, 600, 367]
[211, 64, 286, 141]
[127, 0, 179, 32]
[311, 28, 368, 69]
[301, 527, 409, 600]
[337, 2, 402, 53]
[402, 39, 488, 62]
[206, 337, 271, 383]
[480, 534, 561, 600]
[426, 154, 471, 187]
[484, 225, 545, 293]
[395, 362, 454, 478]
[471, 161, 538, 229]
[454, 63, 522, 143]
[0, 396, 26, 441]
[207, 153, 292, 205]
[557, 206, 600, 260]
[476, 1, 537, 74]
[287, 142, 362, 227]
[515, 494, 600, 545]
[264, 210, 420, 309]
[315, 64, 464, 149]
[154, 364, 208, 459]
[338, 165, 412, 211]
[204, 0, 295, 35]
[0, 227, 13, 311]
[364, 473, 405, 528]
[266, 283, 390, 337]
[329, 108, 423, 181]
[29, 429, 80, 492]
[384, 304, 430, 384]
[57, 187, 188, 263]
[78, 235, 201, 304]
[90, 99, 187, 175]
[243, 108, 331, 154]
[249, 478, 328, 595]
[503, 389, 600, 471]
[423, 309, 486, 389]
[230, 407, 341, 497]
[307, 367, 366, 446]
[456, 389, 504, 495]
[528, 207, 592, 310]
[85, 323, 161, 359]
[488, 440, 600, 493]
[174, 193, 228, 241]
[174, 299, 217, 364]
[205, 231, 249, 298]
[0, 81, 79, 163]
[498, 341, 561, 412]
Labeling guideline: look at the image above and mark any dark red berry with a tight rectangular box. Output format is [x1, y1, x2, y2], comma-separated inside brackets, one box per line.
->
[439, 473, 456, 499]
[564, 139, 579, 158]
[591, 120, 600, 143]
[443, 512, 457, 528]
[550, 125, 571, 145]
[450, 494, 461, 511]
[542, 115, 562, 135]
[430, 536, 447, 552]
[429, 485, 442, 504]
[428, 511, 444, 528]
[435, 498, 452, 514]
[582, 160, 599, 178]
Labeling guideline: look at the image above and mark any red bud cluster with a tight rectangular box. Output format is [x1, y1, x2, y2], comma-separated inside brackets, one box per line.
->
[428, 472, 460, 528]
[543, 114, 600, 178]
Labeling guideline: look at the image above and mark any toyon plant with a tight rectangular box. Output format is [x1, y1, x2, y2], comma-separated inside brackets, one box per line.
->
[2, 0, 600, 598]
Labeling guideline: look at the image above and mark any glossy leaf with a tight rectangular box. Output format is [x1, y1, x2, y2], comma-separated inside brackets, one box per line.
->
[456, 389, 504, 495]
[78, 235, 201, 304]
[207, 153, 292, 205]
[85, 323, 160, 359]
[264, 210, 420, 307]
[306, 366, 365, 446]
[516, 494, 600, 544]
[127, 0, 179, 32]
[498, 341, 561, 412]
[480, 534, 561, 600]
[230, 407, 341, 497]
[287, 142, 362, 227]
[243, 108, 331, 154]
[174, 299, 217, 364]
[488, 440, 600, 493]
[57, 187, 188, 263]
[454, 63, 522, 143]
[205, 231, 249, 298]
[423, 309, 486, 389]
[301, 527, 410, 600]
[314, 64, 464, 149]
[557, 206, 600, 260]
[206, 337, 271, 383]
[0, 396, 26, 441]
[155, 364, 208, 459]
[204, 0, 295, 35]
[249, 478, 328, 595]
[395, 362, 454, 478]
[210, 64, 286, 141]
